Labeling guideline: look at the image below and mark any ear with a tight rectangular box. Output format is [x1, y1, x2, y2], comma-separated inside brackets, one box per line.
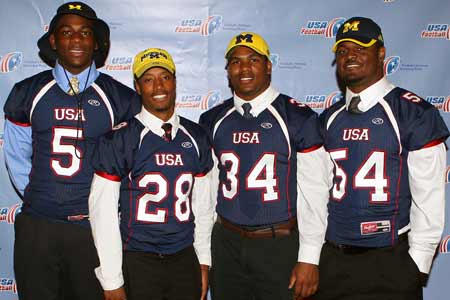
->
[266, 59, 272, 75]
[378, 46, 386, 63]
[49, 34, 56, 50]
[134, 80, 141, 95]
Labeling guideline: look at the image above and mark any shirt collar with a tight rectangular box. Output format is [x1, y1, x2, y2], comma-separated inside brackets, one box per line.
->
[52, 61, 99, 94]
[233, 85, 280, 117]
[136, 106, 180, 139]
[345, 77, 395, 112]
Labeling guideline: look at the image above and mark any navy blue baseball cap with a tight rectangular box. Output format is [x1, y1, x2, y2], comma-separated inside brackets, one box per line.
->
[37, 2, 110, 68]
[332, 17, 384, 52]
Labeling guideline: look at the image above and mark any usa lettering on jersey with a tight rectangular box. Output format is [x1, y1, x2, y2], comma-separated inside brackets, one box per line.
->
[342, 128, 369, 141]
[54, 108, 86, 121]
[155, 153, 184, 166]
[232, 131, 260, 144]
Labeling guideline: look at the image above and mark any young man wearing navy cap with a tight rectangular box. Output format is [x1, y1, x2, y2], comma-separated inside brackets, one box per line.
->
[89, 48, 213, 300]
[199, 32, 333, 300]
[3, 2, 139, 299]
[314, 17, 449, 300]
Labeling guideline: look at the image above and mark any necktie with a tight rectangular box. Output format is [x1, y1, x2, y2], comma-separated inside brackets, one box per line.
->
[348, 96, 363, 114]
[161, 123, 172, 141]
[242, 102, 253, 119]
[68, 77, 80, 96]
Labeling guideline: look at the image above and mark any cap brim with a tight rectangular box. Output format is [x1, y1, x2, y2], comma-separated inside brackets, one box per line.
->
[332, 38, 377, 52]
[37, 15, 110, 68]
[134, 62, 175, 79]
[225, 44, 269, 60]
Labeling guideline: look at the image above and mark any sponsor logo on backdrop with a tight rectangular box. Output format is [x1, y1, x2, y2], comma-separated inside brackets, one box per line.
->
[176, 90, 222, 109]
[175, 15, 222, 36]
[384, 56, 400, 76]
[300, 18, 346, 37]
[269, 53, 306, 70]
[0, 278, 17, 293]
[300, 91, 343, 110]
[105, 56, 132, 71]
[425, 96, 450, 112]
[0, 132, 3, 147]
[0, 204, 21, 224]
[440, 235, 450, 253]
[446, 166, 450, 183]
[421, 24, 450, 39]
[0, 52, 23, 73]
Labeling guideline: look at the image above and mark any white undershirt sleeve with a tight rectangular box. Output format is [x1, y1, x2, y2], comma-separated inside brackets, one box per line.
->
[407, 143, 446, 274]
[89, 174, 123, 290]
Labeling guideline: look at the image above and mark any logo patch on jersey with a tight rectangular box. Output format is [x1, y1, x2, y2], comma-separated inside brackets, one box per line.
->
[371, 118, 384, 125]
[360, 220, 391, 235]
[112, 122, 128, 131]
[87, 99, 101, 106]
[232, 132, 260, 144]
[342, 128, 369, 141]
[155, 153, 184, 166]
[260, 122, 272, 129]
[182, 141, 193, 148]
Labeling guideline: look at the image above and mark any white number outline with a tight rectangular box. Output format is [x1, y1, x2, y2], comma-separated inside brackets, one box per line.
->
[50, 126, 83, 178]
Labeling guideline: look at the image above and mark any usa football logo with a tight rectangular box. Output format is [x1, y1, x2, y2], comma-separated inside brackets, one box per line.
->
[302, 91, 342, 110]
[201, 90, 222, 109]
[425, 96, 449, 111]
[175, 15, 222, 36]
[0, 278, 17, 294]
[440, 235, 450, 253]
[105, 56, 132, 71]
[384, 56, 400, 76]
[445, 166, 450, 183]
[0, 203, 21, 224]
[0, 52, 23, 73]
[300, 17, 346, 38]
[269, 54, 279, 68]
[421, 24, 450, 40]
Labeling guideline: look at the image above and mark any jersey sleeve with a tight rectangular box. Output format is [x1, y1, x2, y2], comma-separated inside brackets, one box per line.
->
[92, 124, 138, 180]
[4, 81, 32, 125]
[395, 91, 450, 150]
[292, 107, 323, 152]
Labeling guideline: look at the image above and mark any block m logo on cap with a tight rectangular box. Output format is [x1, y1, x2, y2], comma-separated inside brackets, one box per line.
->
[236, 33, 254, 44]
[343, 21, 360, 33]
[68, 4, 82, 10]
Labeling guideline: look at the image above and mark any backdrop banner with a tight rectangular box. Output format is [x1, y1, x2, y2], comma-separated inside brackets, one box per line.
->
[1, 1, 449, 299]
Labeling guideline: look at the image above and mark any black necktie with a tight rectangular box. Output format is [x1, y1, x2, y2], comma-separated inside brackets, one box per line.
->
[348, 96, 363, 114]
[161, 123, 172, 141]
[242, 103, 253, 119]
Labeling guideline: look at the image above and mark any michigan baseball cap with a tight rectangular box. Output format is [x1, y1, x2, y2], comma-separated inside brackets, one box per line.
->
[37, 1, 110, 68]
[225, 32, 270, 60]
[332, 17, 384, 52]
[133, 48, 176, 79]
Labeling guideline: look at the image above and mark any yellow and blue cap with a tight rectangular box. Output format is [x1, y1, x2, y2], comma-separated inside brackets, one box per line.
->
[133, 48, 176, 79]
[225, 32, 270, 60]
[332, 17, 384, 52]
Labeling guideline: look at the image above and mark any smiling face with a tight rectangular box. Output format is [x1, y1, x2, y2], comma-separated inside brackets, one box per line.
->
[49, 14, 97, 74]
[335, 41, 385, 93]
[226, 46, 272, 101]
[135, 67, 176, 121]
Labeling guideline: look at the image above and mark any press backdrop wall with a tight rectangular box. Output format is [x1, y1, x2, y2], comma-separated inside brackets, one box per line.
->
[1, 1, 449, 299]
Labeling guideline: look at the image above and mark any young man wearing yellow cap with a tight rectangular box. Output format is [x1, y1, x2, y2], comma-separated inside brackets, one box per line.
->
[3, 2, 139, 299]
[199, 32, 332, 300]
[314, 17, 449, 300]
[89, 48, 214, 300]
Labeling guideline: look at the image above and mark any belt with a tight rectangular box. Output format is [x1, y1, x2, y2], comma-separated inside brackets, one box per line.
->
[126, 245, 193, 260]
[326, 233, 408, 254]
[217, 216, 297, 239]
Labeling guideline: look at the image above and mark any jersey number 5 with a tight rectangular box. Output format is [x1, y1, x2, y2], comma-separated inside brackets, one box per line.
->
[330, 149, 389, 203]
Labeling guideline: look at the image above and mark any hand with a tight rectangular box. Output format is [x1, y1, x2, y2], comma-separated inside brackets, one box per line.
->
[104, 287, 127, 300]
[288, 262, 319, 299]
[200, 264, 209, 300]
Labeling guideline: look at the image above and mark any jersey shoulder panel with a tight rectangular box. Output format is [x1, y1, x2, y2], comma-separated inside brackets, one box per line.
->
[4, 70, 53, 123]
[199, 98, 234, 134]
[385, 87, 450, 150]
[94, 73, 141, 123]
[93, 117, 144, 177]
[272, 94, 323, 151]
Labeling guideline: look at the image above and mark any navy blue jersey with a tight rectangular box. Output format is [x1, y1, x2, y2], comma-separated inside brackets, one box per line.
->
[200, 94, 322, 226]
[93, 116, 213, 254]
[320, 87, 449, 247]
[3, 70, 140, 221]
